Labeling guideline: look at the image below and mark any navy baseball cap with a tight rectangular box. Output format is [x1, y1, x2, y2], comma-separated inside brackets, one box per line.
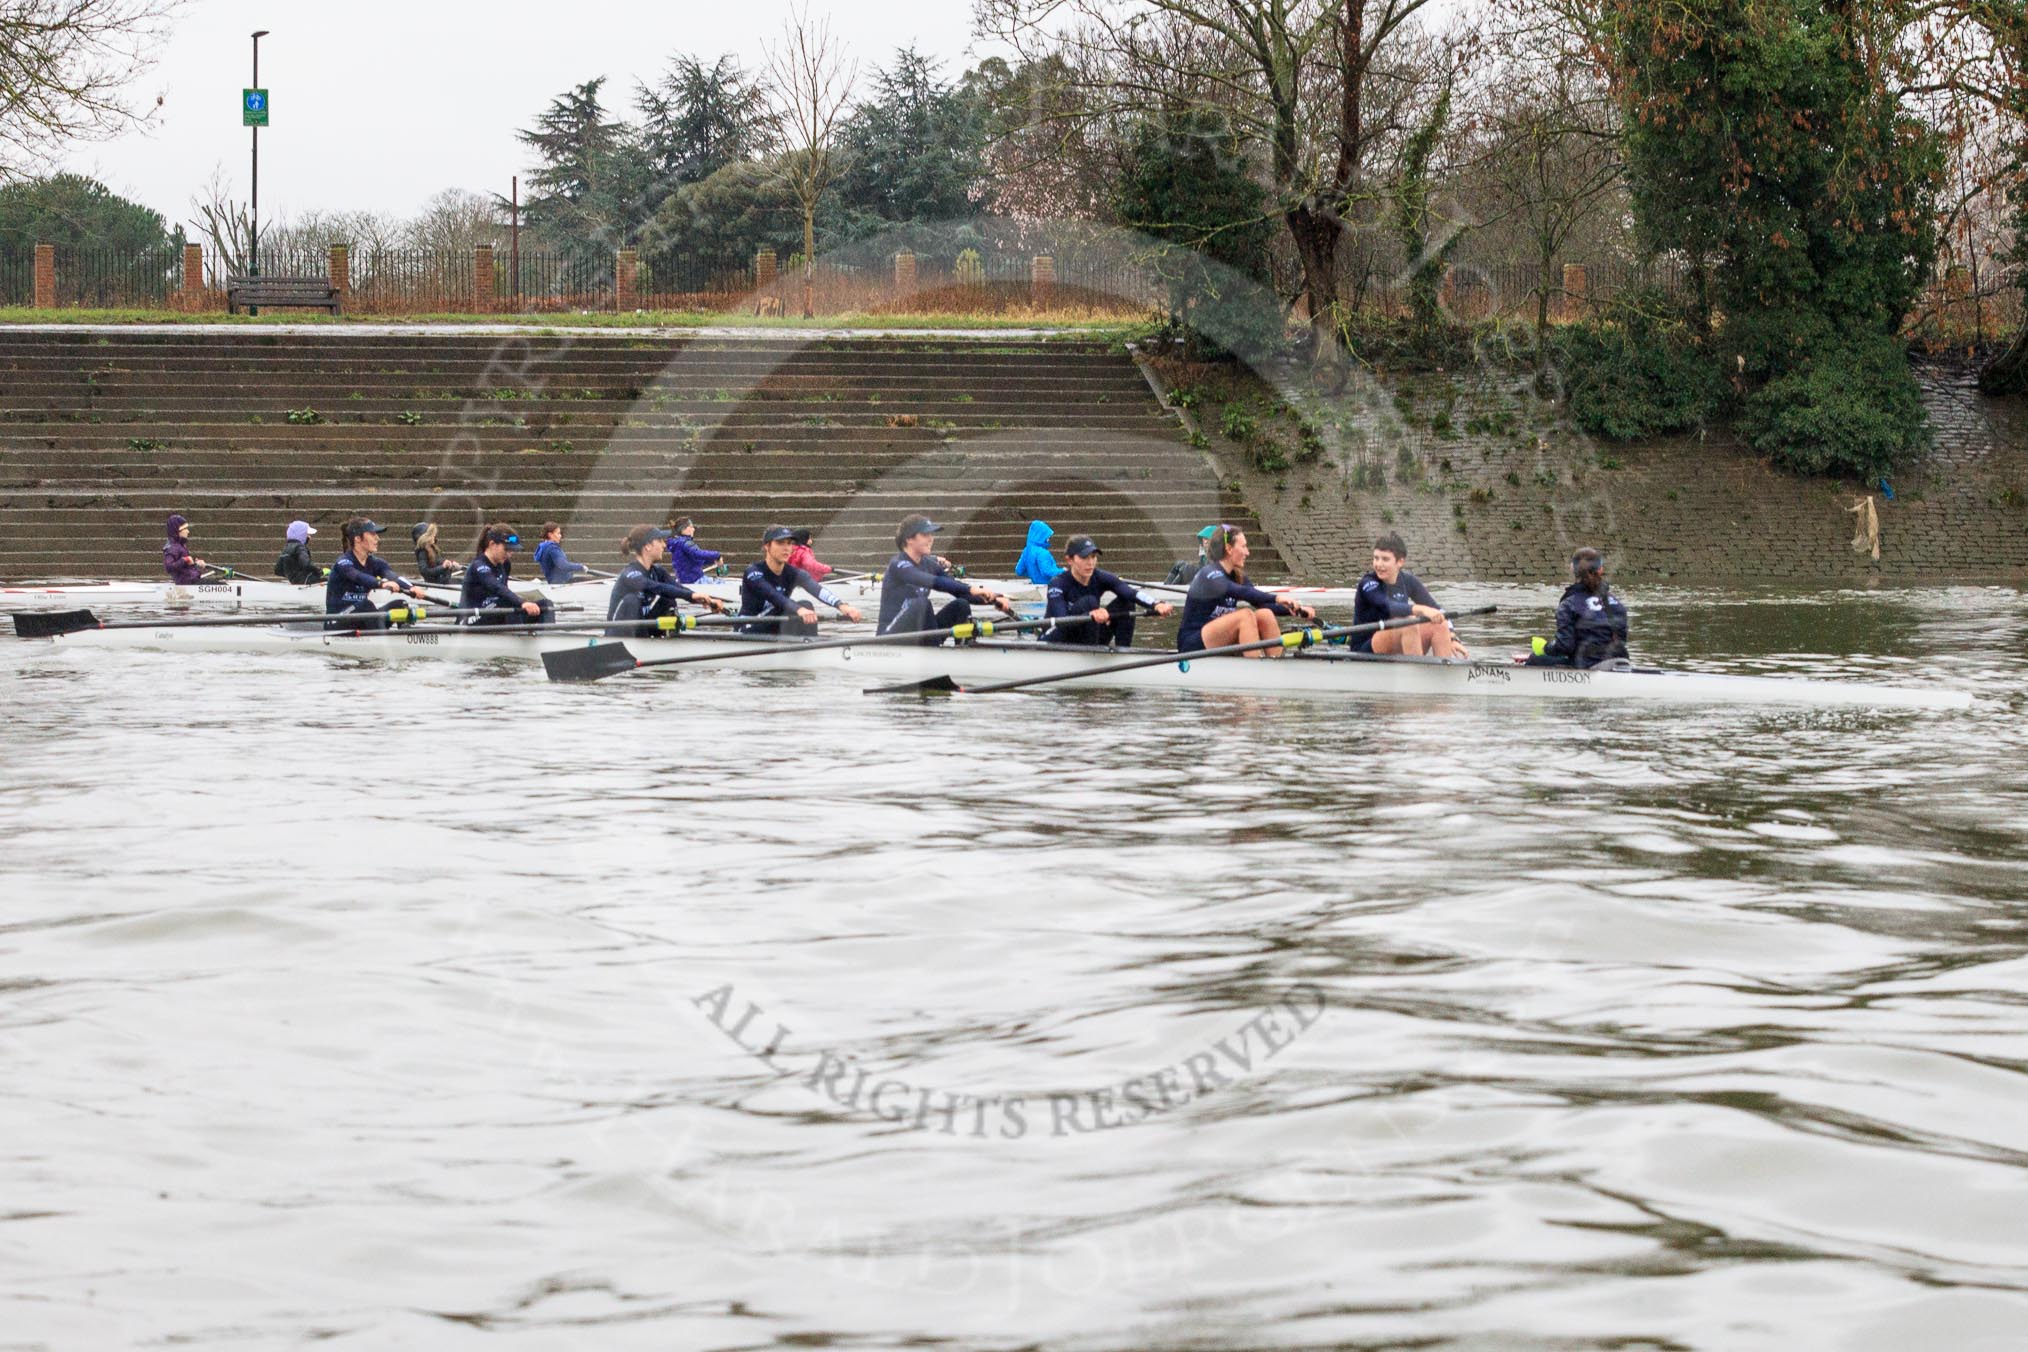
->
[355, 519, 389, 534]
[1064, 535, 1101, 557]
[895, 514, 944, 546]
[762, 525, 796, 543]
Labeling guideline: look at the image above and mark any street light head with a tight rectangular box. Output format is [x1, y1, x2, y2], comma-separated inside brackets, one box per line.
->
[252, 29, 269, 38]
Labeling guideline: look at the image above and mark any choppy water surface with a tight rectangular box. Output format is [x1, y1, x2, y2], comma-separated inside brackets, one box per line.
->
[3, 583, 2026, 1351]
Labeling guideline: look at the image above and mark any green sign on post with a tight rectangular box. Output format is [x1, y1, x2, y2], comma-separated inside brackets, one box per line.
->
[242, 88, 269, 126]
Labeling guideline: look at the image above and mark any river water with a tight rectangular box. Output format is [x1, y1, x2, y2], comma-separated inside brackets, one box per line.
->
[2, 583, 2024, 1351]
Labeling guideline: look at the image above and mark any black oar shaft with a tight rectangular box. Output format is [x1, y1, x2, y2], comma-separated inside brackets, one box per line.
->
[904, 606, 1498, 696]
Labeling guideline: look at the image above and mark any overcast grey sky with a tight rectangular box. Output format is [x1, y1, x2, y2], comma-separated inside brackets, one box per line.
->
[57, 1, 980, 229]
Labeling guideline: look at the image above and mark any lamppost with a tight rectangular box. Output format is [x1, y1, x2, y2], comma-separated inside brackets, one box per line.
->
[250, 29, 269, 281]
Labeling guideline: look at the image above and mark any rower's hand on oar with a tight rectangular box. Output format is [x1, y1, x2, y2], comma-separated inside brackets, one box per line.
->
[837, 603, 864, 623]
[1090, 606, 1111, 625]
[796, 606, 818, 625]
[1289, 602, 1318, 622]
[520, 600, 542, 618]
[1412, 604, 1443, 622]
[696, 595, 727, 614]
[1149, 601, 1175, 618]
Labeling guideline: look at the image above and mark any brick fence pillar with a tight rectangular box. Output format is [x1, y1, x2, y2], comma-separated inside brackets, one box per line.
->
[616, 248, 639, 310]
[182, 243, 204, 296]
[1031, 255, 1054, 307]
[894, 250, 916, 295]
[328, 244, 350, 302]
[473, 243, 494, 314]
[1560, 263, 1587, 321]
[33, 243, 54, 308]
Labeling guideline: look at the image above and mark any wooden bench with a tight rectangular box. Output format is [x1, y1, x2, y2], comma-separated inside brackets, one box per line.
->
[226, 275, 342, 314]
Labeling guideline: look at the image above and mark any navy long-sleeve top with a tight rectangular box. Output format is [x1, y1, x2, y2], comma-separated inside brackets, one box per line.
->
[1043, 567, 1144, 641]
[1177, 564, 1291, 652]
[1349, 569, 1441, 652]
[876, 553, 971, 635]
[325, 552, 412, 613]
[606, 562, 695, 631]
[740, 560, 841, 617]
[460, 557, 524, 612]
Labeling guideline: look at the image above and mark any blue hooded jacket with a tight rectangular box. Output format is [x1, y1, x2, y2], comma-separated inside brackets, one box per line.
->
[1014, 520, 1061, 585]
[534, 537, 587, 584]
[667, 534, 721, 585]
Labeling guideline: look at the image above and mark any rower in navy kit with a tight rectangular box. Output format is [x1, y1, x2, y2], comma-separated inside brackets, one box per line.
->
[325, 517, 424, 629]
[1177, 526, 1314, 657]
[1350, 532, 1465, 658]
[606, 524, 726, 636]
[739, 525, 864, 637]
[876, 515, 1014, 644]
[459, 524, 555, 627]
[1520, 547, 1629, 668]
[1042, 534, 1173, 648]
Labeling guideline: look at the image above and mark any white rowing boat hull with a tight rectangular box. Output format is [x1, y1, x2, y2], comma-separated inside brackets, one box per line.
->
[18, 621, 1959, 710]
[839, 642, 1973, 711]
[18, 623, 848, 668]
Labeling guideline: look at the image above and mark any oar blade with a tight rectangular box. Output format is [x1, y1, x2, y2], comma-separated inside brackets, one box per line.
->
[863, 674, 964, 695]
[541, 641, 642, 684]
[12, 609, 97, 639]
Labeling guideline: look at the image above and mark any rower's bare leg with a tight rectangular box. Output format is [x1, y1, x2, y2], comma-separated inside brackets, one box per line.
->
[1425, 623, 1458, 658]
[1255, 611, 1286, 657]
[1200, 609, 1264, 656]
[1371, 626, 1407, 655]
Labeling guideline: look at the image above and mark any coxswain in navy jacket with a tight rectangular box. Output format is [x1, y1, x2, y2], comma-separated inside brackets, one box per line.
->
[740, 559, 847, 636]
[460, 554, 554, 626]
[535, 537, 588, 585]
[877, 552, 976, 639]
[1044, 566, 1151, 648]
[1530, 581, 1630, 668]
[606, 562, 698, 635]
[1177, 564, 1294, 652]
[1349, 568, 1444, 652]
[667, 534, 721, 585]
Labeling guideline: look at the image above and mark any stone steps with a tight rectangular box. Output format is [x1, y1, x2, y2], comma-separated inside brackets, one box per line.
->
[0, 331, 1282, 581]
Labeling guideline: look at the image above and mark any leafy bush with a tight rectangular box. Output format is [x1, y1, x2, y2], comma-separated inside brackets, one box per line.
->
[1220, 401, 1257, 442]
[1551, 316, 1725, 441]
[1736, 332, 1929, 479]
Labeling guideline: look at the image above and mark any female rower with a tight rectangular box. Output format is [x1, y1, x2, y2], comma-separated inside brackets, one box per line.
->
[1043, 534, 1173, 648]
[877, 514, 1013, 644]
[460, 524, 554, 626]
[273, 519, 321, 585]
[410, 522, 457, 585]
[1352, 532, 1465, 659]
[607, 524, 727, 636]
[162, 514, 207, 584]
[664, 516, 723, 584]
[325, 518, 423, 629]
[534, 522, 589, 584]
[1177, 526, 1314, 658]
[740, 525, 863, 637]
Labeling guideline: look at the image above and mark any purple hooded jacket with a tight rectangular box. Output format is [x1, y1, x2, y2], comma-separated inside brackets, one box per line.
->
[162, 514, 204, 584]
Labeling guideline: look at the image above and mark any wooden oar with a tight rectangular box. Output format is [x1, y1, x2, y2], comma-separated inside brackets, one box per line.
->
[13, 605, 756, 640]
[869, 606, 1498, 696]
[541, 614, 1094, 684]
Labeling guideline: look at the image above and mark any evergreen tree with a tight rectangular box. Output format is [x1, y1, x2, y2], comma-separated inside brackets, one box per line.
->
[830, 48, 989, 241]
[517, 78, 647, 250]
[1115, 108, 1279, 360]
[0, 173, 180, 253]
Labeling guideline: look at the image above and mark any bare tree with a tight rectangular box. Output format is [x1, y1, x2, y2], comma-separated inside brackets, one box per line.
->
[0, 0, 181, 180]
[763, 2, 856, 317]
[189, 167, 251, 281]
[1465, 31, 1622, 342]
[978, 0, 1445, 367]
